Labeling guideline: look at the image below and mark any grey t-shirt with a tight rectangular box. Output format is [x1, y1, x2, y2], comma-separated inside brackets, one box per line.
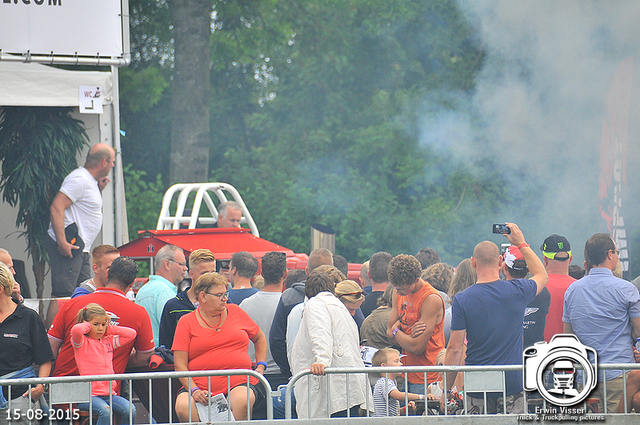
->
[240, 291, 282, 373]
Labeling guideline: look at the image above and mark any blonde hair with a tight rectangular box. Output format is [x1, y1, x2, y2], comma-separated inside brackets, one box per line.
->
[335, 279, 364, 304]
[449, 258, 476, 300]
[189, 248, 216, 271]
[0, 262, 14, 296]
[252, 275, 265, 290]
[75, 303, 110, 324]
[435, 349, 446, 366]
[371, 347, 400, 367]
[613, 260, 623, 278]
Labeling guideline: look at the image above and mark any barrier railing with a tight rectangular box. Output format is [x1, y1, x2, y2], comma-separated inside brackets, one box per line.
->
[285, 365, 516, 419]
[600, 363, 640, 414]
[1, 363, 639, 423]
[0, 369, 272, 424]
[285, 363, 640, 419]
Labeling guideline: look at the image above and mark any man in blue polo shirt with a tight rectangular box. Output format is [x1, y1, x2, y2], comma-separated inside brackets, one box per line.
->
[563, 232, 640, 413]
[442, 223, 548, 414]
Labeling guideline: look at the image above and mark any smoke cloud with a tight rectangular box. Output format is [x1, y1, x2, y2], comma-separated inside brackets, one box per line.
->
[419, 0, 640, 270]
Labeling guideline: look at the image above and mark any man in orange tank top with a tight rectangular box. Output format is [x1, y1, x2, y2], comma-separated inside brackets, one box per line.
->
[387, 254, 445, 394]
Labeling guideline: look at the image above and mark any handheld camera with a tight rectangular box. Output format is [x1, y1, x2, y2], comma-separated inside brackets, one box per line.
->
[492, 224, 511, 234]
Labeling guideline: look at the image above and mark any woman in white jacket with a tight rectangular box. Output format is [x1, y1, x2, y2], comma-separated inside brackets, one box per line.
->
[291, 274, 373, 418]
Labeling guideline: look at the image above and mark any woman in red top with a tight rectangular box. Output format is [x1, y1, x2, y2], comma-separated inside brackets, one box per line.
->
[173, 272, 267, 421]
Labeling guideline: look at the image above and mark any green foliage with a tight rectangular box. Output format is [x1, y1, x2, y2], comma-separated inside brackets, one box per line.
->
[123, 164, 164, 242]
[129, 0, 172, 66]
[119, 67, 169, 114]
[0, 107, 89, 263]
[120, 0, 174, 181]
[122, 0, 507, 264]
[202, 0, 493, 262]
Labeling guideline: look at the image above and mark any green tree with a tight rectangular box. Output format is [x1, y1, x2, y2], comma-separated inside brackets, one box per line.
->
[206, 0, 494, 262]
[169, 0, 212, 183]
[0, 107, 88, 300]
[123, 164, 165, 242]
[121, 0, 173, 179]
[121, 0, 507, 264]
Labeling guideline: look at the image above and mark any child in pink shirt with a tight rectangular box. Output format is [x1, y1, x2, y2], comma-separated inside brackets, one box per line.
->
[71, 303, 137, 425]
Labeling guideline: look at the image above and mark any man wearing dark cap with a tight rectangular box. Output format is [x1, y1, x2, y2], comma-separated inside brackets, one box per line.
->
[502, 246, 550, 348]
[540, 234, 575, 342]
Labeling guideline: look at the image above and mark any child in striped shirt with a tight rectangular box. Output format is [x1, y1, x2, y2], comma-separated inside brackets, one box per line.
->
[372, 348, 426, 416]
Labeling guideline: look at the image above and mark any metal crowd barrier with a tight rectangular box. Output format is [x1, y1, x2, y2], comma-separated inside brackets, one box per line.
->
[284, 363, 640, 419]
[1, 364, 639, 423]
[600, 363, 640, 414]
[0, 369, 272, 424]
[286, 365, 519, 419]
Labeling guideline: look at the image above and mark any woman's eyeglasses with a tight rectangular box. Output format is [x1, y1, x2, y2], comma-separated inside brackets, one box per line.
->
[205, 291, 230, 299]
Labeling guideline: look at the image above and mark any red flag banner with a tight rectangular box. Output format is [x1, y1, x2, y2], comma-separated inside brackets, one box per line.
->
[599, 57, 633, 276]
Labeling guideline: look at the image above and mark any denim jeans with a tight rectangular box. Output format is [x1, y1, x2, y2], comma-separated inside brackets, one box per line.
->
[78, 395, 136, 425]
[408, 382, 427, 395]
[272, 386, 297, 419]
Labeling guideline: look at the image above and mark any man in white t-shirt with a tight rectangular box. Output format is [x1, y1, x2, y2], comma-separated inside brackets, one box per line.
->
[47, 143, 115, 297]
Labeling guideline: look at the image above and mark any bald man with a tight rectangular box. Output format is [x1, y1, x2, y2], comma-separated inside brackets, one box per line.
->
[442, 223, 548, 414]
[47, 143, 116, 297]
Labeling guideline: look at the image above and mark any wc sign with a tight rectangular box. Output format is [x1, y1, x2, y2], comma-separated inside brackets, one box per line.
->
[79, 86, 103, 114]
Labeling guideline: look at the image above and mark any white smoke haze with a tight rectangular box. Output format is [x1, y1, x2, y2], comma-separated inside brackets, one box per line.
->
[418, 0, 640, 268]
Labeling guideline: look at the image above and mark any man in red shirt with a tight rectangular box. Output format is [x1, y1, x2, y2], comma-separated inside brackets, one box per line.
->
[541, 234, 576, 342]
[48, 257, 155, 392]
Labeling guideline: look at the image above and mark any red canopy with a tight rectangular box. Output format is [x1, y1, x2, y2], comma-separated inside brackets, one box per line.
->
[117, 227, 309, 270]
[118, 227, 362, 282]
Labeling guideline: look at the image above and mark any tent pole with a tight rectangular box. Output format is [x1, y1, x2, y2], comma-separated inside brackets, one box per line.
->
[112, 64, 129, 246]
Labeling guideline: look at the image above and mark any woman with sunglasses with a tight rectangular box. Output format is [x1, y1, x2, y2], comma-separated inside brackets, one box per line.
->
[291, 275, 373, 418]
[173, 272, 267, 421]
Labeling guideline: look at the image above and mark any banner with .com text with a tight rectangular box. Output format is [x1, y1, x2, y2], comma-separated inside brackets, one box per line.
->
[0, 0, 123, 58]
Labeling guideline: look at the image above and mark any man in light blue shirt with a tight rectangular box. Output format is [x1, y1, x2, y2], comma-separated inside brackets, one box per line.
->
[563, 233, 640, 412]
[135, 244, 187, 345]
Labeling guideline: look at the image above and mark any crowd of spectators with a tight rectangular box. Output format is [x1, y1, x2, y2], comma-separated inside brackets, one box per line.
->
[1, 221, 640, 421]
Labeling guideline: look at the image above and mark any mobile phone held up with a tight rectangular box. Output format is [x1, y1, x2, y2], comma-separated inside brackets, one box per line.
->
[492, 224, 511, 234]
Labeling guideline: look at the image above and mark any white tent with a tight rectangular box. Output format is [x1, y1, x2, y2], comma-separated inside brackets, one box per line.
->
[0, 61, 114, 106]
[0, 60, 128, 297]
